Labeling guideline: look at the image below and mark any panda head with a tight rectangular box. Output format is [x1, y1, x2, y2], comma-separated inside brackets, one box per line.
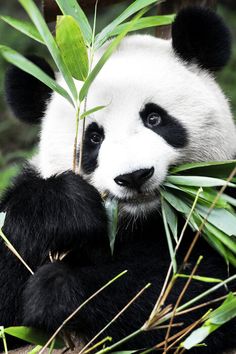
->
[5, 7, 236, 215]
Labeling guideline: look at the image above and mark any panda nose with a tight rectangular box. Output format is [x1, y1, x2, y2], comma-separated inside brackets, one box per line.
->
[114, 167, 154, 190]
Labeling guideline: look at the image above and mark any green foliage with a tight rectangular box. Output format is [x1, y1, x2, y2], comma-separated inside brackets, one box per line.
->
[4, 326, 64, 348]
[160, 160, 236, 267]
[0, 15, 43, 44]
[55, 0, 92, 45]
[56, 15, 89, 81]
[182, 293, 236, 350]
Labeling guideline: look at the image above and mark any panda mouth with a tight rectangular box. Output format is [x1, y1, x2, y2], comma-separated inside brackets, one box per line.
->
[117, 190, 160, 206]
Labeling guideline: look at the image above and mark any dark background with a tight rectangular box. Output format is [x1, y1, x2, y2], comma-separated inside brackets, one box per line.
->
[0, 1, 235, 193]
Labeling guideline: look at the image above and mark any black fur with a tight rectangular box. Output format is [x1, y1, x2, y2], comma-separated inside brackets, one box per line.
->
[172, 7, 232, 71]
[140, 103, 188, 148]
[0, 166, 236, 353]
[5, 56, 55, 124]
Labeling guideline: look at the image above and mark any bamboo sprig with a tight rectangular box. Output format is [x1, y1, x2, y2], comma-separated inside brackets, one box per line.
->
[163, 256, 203, 352]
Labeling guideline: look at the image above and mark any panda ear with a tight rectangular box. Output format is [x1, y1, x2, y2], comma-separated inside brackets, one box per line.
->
[171, 6, 232, 71]
[5, 56, 55, 124]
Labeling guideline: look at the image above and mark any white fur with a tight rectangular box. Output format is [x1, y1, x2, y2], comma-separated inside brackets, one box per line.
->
[35, 35, 236, 213]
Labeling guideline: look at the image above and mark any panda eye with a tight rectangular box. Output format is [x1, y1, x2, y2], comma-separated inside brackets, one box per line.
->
[146, 113, 162, 128]
[89, 132, 103, 145]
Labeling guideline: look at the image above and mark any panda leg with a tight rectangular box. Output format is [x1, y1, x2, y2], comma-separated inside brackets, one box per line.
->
[22, 260, 236, 354]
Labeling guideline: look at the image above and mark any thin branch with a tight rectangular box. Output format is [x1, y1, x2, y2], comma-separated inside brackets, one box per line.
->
[175, 292, 236, 317]
[164, 313, 207, 353]
[140, 316, 204, 354]
[163, 256, 203, 352]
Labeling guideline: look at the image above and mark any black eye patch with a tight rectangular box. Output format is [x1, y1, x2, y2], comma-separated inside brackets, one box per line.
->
[140, 103, 188, 148]
[81, 122, 104, 174]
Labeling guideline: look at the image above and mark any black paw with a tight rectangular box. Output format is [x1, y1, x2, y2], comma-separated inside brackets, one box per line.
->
[22, 262, 82, 332]
[1, 166, 110, 267]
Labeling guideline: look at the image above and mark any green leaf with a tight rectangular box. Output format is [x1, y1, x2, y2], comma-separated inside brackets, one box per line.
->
[184, 294, 236, 349]
[176, 274, 222, 283]
[56, 15, 89, 81]
[162, 199, 177, 273]
[221, 193, 236, 207]
[4, 327, 64, 348]
[110, 15, 175, 36]
[201, 228, 231, 266]
[160, 190, 191, 214]
[19, 0, 78, 102]
[170, 160, 236, 178]
[166, 175, 236, 188]
[80, 105, 106, 120]
[162, 200, 178, 243]
[182, 326, 210, 350]
[195, 204, 236, 237]
[0, 45, 74, 106]
[95, 0, 161, 48]
[105, 198, 118, 255]
[0, 16, 44, 44]
[55, 0, 92, 45]
[79, 6, 150, 102]
[28, 345, 43, 354]
[203, 222, 236, 255]
[207, 293, 236, 325]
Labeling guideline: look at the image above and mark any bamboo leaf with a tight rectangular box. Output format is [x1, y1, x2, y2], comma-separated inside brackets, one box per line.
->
[110, 15, 175, 36]
[56, 16, 89, 81]
[0, 45, 74, 106]
[4, 327, 64, 348]
[203, 221, 236, 255]
[95, 0, 161, 48]
[80, 105, 106, 120]
[105, 198, 118, 255]
[170, 160, 236, 178]
[55, 0, 92, 45]
[28, 345, 43, 354]
[196, 204, 236, 237]
[0, 16, 44, 44]
[206, 293, 236, 325]
[160, 190, 191, 214]
[79, 6, 150, 101]
[183, 294, 236, 349]
[176, 274, 222, 283]
[167, 175, 236, 188]
[162, 199, 177, 273]
[182, 327, 211, 350]
[19, 0, 78, 102]
[162, 200, 178, 243]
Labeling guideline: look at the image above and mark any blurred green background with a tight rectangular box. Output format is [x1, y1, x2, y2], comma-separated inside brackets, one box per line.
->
[0, 1, 236, 194]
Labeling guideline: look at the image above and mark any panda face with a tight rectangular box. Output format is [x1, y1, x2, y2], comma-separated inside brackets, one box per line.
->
[38, 34, 236, 215]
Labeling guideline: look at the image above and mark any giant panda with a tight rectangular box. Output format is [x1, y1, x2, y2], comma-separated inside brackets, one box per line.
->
[1, 6, 236, 354]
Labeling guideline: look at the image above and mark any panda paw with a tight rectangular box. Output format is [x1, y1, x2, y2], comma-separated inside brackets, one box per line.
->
[1, 166, 110, 264]
[22, 262, 83, 332]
